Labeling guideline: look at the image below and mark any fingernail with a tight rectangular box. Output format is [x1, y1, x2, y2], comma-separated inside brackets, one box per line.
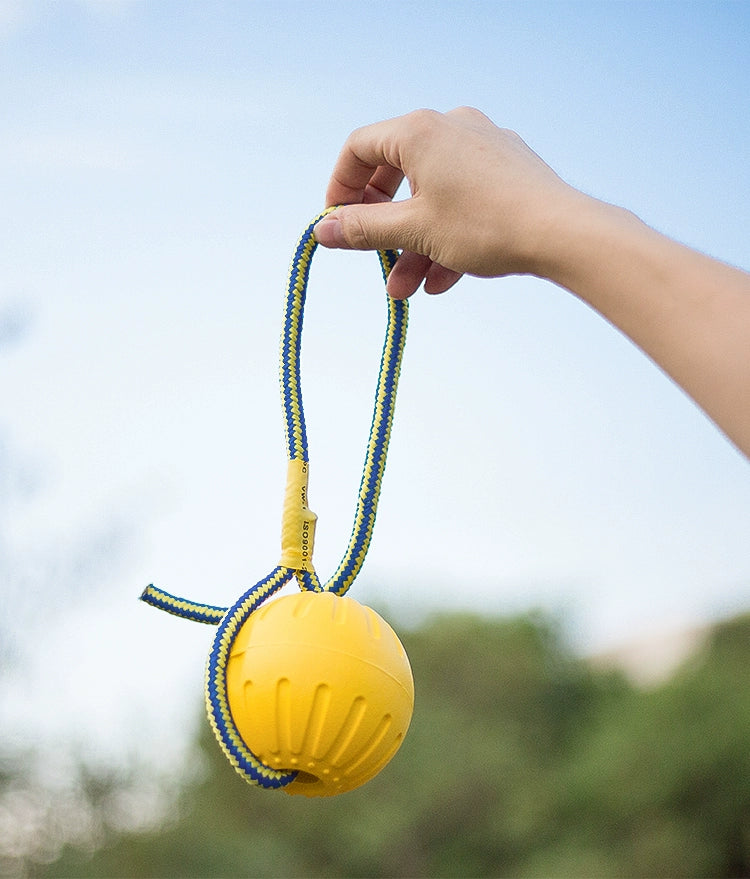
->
[314, 216, 347, 248]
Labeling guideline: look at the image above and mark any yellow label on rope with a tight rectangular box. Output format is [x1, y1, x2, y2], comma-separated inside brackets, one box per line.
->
[279, 459, 317, 571]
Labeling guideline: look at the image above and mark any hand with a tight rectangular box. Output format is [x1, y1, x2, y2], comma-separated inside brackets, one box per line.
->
[314, 107, 578, 298]
[315, 108, 750, 457]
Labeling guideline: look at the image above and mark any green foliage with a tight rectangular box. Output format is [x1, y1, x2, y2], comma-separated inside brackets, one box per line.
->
[26, 610, 750, 878]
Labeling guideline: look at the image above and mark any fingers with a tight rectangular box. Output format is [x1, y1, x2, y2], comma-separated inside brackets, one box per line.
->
[314, 208, 463, 300]
[362, 174, 404, 207]
[314, 200, 413, 253]
[326, 109, 487, 208]
[326, 165, 404, 209]
[313, 214, 349, 248]
[424, 262, 463, 295]
[386, 254, 462, 299]
[325, 117, 407, 208]
[317, 110, 465, 298]
[324, 151, 381, 208]
[323, 111, 444, 208]
[385, 251, 432, 300]
[362, 165, 405, 204]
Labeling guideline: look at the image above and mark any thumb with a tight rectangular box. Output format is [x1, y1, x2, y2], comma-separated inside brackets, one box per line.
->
[314, 201, 418, 254]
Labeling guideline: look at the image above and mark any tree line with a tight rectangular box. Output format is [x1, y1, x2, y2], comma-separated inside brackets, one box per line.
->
[18, 608, 750, 878]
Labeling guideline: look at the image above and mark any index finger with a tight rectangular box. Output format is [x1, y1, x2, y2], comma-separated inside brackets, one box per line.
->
[324, 118, 408, 207]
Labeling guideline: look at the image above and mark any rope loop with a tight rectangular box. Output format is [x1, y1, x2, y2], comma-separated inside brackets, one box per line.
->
[280, 208, 407, 595]
[139, 211, 408, 790]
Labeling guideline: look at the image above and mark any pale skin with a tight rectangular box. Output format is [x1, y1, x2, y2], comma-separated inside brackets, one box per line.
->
[314, 107, 750, 458]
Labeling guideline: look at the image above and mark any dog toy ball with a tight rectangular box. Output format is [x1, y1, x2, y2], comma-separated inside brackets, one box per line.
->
[141, 211, 411, 796]
[226, 591, 414, 797]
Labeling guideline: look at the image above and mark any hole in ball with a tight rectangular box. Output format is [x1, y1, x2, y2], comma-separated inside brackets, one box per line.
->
[292, 771, 320, 785]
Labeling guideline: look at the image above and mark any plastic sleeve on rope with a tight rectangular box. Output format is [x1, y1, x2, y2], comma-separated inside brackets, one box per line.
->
[279, 458, 317, 571]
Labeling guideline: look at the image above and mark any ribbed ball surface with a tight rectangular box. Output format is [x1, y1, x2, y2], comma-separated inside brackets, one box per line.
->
[226, 591, 414, 797]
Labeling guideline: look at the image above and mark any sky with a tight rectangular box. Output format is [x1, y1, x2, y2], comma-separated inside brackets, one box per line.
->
[1, 0, 750, 772]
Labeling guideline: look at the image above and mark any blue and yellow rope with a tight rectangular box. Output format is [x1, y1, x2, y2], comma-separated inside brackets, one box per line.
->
[140, 211, 408, 790]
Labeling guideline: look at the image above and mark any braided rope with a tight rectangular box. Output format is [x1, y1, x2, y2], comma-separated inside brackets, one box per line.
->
[140, 584, 226, 624]
[204, 565, 297, 788]
[324, 258, 406, 596]
[139, 211, 408, 789]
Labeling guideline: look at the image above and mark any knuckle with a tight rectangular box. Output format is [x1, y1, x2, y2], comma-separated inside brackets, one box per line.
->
[402, 108, 443, 139]
[450, 105, 482, 118]
[449, 106, 488, 125]
[340, 211, 372, 249]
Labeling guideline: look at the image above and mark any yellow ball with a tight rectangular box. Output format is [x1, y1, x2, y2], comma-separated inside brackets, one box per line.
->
[226, 591, 414, 797]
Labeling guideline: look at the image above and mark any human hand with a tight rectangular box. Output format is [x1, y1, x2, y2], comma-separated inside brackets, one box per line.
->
[315, 110, 750, 457]
[314, 107, 579, 298]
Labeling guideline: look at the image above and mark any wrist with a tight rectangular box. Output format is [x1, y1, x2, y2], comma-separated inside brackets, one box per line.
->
[530, 190, 635, 288]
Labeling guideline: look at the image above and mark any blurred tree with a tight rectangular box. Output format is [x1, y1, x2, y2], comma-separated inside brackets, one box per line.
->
[527, 613, 750, 878]
[33, 610, 606, 878]
[22, 609, 750, 878]
[0, 305, 142, 877]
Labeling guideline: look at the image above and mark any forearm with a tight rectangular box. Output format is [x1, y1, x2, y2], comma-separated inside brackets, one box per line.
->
[543, 195, 750, 456]
[318, 108, 750, 457]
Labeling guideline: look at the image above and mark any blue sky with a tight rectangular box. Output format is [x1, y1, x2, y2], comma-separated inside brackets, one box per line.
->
[2, 0, 750, 767]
